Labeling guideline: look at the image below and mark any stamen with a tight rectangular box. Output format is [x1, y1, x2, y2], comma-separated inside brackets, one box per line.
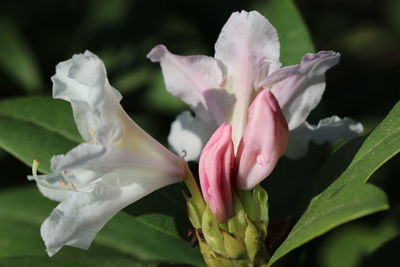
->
[31, 160, 84, 191]
[88, 140, 100, 145]
[88, 129, 96, 136]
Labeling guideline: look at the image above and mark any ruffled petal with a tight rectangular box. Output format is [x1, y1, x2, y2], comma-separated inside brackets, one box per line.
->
[51, 143, 105, 173]
[236, 90, 288, 190]
[168, 111, 215, 161]
[51, 51, 182, 175]
[285, 116, 364, 159]
[199, 123, 234, 222]
[263, 51, 340, 130]
[215, 10, 281, 145]
[41, 168, 179, 256]
[147, 45, 226, 124]
[52, 50, 123, 143]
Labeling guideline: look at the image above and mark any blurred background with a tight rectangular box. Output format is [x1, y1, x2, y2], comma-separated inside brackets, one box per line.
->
[0, 0, 399, 266]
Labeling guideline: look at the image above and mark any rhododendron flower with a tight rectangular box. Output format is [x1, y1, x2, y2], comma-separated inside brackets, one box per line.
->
[199, 123, 235, 222]
[199, 91, 288, 221]
[148, 10, 363, 161]
[236, 90, 288, 189]
[29, 51, 185, 256]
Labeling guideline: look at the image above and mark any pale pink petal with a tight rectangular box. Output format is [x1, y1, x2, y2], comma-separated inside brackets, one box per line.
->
[214, 10, 281, 146]
[147, 45, 226, 124]
[286, 116, 364, 159]
[199, 123, 235, 222]
[262, 51, 340, 130]
[236, 90, 288, 190]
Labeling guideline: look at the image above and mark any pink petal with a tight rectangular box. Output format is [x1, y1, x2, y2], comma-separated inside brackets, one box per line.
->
[236, 90, 288, 190]
[262, 51, 340, 130]
[147, 45, 226, 124]
[214, 11, 281, 146]
[199, 123, 235, 222]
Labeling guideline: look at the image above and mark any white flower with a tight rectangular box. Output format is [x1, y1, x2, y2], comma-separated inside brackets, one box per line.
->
[147, 10, 363, 161]
[29, 51, 185, 256]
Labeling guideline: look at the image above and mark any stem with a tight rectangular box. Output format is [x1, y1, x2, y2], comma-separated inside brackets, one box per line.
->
[183, 162, 206, 213]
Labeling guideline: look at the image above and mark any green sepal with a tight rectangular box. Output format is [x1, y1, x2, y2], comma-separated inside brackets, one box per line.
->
[202, 206, 227, 256]
[187, 198, 201, 228]
[244, 218, 264, 262]
[197, 232, 252, 267]
[253, 186, 269, 223]
[238, 186, 269, 223]
[222, 231, 247, 260]
[228, 193, 248, 236]
[238, 190, 256, 220]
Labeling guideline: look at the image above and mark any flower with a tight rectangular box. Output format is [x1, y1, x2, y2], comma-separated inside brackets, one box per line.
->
[199, 90, 288, 221]
[147, 10, 363, 161]
[236, 90, 288, 189]
[199, 123, 235, 222]
[29, 51, 185, 256]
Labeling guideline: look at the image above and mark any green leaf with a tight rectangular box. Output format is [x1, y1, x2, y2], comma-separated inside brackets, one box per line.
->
[318, 220, 399, 267]
[0, 96, 81, 142]
[124, 183, 192, 239]
[254, 0, 316, 66]
[0, 186, 205, 266]
[0, 96, 82, 173]
[0, 20, 43, 92]
[268, 101, 400, 266]
[113, 67, 154, 94]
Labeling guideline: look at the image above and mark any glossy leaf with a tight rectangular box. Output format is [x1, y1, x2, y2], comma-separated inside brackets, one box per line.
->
[0, 96, 81, 142]
[268, 101, 400, 266]
[0, 186, 204, 266]
[0, 96, 81, 173]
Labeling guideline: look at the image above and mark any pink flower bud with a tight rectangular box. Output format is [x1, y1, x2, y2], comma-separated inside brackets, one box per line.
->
[236, 90, 288, 190]
[199, 123, 235, 222]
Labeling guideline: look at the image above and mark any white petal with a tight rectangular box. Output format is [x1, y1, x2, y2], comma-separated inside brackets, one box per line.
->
[36, 184, 72, 202]
[36, 132, 183, 195]
[265, 51, 340, 130]
[41, 169, 177, 256]
[285, 116, 364, 159]
[33, 51, 187, 257]
[214, 10, 281, 145]
[28, 173, 72, 202]
[52, 50, 123, 143]
[51, 143, 105, 173]
[168, 111, 215, 161]
[147, 45, 226, 124]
